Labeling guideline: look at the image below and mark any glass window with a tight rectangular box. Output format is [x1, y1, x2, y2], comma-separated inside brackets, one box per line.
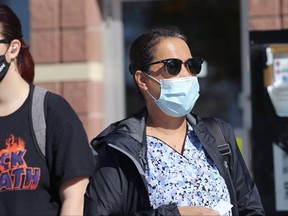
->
[123, 0, 241, 127]
[0, 0, 30, 43]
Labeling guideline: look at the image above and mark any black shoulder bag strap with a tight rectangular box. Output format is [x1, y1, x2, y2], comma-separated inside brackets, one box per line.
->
[187, 114, 238, 214]
[203, 117, 239, 215]
[203, 117, 232, 170]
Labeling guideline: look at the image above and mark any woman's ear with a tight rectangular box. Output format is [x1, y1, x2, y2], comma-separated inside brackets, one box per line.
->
[8, 39, 21, 61]
[134, 70, 148, 91]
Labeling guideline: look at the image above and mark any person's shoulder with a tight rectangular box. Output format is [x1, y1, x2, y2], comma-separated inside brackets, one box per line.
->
[45, 92, 79, 120]
[31, 85, 75, 115]
[199, 115, 231, 126]
[197, 115, 234, 135]
[46, 92, 69, 105]
[91, 108, 147, 150]
[46, 92, 76, 110]
[211, 116, 230, 126]
[207, 117, 236, 142]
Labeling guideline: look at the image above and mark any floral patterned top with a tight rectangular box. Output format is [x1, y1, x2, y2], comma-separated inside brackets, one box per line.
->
[144, 124, 232, 216]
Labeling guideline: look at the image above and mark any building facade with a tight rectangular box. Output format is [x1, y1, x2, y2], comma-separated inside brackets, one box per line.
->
[3, 0, 288, 214]
[26, 0, 288, 141]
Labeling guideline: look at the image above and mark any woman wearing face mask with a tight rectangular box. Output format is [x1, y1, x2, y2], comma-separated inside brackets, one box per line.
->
[0, 4, 95, 215]
[84, 26, 265, 216]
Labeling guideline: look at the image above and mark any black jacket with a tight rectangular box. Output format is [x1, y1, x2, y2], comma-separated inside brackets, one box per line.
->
[84, 108, 265, 216]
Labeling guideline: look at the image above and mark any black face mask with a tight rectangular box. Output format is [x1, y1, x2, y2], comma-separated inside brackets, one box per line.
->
[0, 54, 10, 82]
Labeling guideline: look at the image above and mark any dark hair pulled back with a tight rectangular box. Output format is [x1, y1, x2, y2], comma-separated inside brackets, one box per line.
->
[0, 4, 34, 83]
[129, 25, 187, 75]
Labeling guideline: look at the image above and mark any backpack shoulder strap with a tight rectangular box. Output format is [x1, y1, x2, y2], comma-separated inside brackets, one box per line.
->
[202, 117, 232, 168]
[30, 85, 49, 159]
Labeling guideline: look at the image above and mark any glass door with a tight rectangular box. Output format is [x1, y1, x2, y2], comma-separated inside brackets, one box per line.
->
[122, 0, 242, 127]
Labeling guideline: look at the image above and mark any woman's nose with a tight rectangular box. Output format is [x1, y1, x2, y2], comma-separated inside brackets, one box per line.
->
[178, 63, 192, 77]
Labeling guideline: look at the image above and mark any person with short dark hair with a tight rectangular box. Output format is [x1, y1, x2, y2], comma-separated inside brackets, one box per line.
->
[0, 4, 95, 215]
[84, 26, 265, 216]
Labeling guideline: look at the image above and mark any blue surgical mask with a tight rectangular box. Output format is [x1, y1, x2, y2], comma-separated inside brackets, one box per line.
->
[146, 75, 200, 117]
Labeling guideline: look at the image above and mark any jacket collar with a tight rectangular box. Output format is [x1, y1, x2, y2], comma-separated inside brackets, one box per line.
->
[91, 107, 148, 150]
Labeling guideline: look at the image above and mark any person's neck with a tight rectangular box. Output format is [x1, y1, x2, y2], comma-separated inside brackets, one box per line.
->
[147, 112, 186, 130]
[146, 109, 187, 153]
[146, 105, 187, 135]
[0, 74, 30, 116]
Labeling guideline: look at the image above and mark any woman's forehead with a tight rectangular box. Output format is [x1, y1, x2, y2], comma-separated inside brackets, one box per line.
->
[154, 37, 191, 59]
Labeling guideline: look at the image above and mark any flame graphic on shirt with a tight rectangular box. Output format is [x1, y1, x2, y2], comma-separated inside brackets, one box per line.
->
[0, 134, 27, 172]
[0, 134, 40, 191]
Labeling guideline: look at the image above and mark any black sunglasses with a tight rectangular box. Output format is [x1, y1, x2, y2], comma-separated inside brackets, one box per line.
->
[147, 57, 204, 76]
[0, 39, 10, 44]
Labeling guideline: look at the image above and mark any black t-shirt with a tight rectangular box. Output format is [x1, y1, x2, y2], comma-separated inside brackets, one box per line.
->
[0, 86, 96, 215]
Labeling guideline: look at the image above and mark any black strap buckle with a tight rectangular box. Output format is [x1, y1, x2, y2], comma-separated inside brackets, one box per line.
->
[218, 143, 231, 156]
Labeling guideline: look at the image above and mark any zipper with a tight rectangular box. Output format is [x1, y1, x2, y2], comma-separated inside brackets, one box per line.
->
[223, 159, 238, 216]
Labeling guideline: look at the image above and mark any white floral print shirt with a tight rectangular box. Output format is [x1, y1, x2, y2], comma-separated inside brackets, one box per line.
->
[144, 124, 232, 216]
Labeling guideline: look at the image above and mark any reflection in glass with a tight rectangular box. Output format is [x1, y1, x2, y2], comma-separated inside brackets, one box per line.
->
[123, 0, 241, 127]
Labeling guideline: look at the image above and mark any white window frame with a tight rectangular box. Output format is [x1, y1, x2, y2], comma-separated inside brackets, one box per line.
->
[101, 0, 126, 126]
[101, 0, 156, 126]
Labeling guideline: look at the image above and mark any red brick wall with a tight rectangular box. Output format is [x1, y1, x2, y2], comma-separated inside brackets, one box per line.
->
[29, 0, 288, 142]
[30, 0, 104, 141]
[249, 0, 288, 30]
